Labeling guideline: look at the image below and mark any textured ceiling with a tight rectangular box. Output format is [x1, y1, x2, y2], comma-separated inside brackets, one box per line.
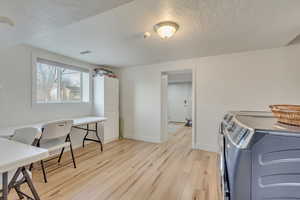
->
[0, 0, 133, 47]
[3, 0, 300, 67]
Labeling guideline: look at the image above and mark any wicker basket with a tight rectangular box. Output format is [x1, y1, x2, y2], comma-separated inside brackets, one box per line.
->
[269, 104, 300, 126]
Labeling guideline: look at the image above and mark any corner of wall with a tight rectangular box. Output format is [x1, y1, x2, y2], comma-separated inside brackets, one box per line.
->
[194, 143, 219, 153]
[124, 135, 161, 143]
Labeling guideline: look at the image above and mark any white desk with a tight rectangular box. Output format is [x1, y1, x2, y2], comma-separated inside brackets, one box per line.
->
[0, 116, 106, 138]
[0, 116, 106, 199]
[72, 116, 107, 126]
[0, 116, 107, 151]
[0, 138, 48, 200]
[72, 116, 107, 151]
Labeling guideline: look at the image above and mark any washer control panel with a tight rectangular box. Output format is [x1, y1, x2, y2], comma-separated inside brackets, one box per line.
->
[221, 112, 254, 149]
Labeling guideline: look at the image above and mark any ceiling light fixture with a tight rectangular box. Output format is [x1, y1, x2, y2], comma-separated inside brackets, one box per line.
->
[153, 21, 179, 39]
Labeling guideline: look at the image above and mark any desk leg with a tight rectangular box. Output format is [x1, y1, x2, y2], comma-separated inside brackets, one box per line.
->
[2, 172, 8, 200]
[79, 122, 103, 151]
[96, 122, 103, 152]
[1, 167, 41, 200]
[22, 167, 40, 200]
[82, 124, 89, 148]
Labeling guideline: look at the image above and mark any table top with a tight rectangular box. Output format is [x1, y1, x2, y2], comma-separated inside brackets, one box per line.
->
[72, 116, 107, 126]
[0, 138, 49, 173]
[0, 116, 107, 138]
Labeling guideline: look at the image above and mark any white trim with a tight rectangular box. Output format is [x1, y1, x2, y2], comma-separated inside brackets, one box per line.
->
[80, 72, 83, 101]
[124, 135, 161, 143]
[35, 101, 90, 105]
[168, 121, 186, 123]
[57, 66, 62, 101]
[31, 52, 91, 105]
[160, 68, 196, 149]
[31, 53, 37, 106]
[194, 143, 219, 153]
[103, 137, 119, 144]
[31, 51, 92, 72]
[36, 57, 89, 73]
[160, 74, 169, 142]
[192, 68, 197, 149]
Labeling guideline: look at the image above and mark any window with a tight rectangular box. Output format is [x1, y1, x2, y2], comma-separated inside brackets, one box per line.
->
[35, 58, 90, 103]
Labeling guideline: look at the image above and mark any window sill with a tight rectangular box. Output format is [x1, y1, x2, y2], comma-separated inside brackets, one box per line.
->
[33, 101, 91, 105]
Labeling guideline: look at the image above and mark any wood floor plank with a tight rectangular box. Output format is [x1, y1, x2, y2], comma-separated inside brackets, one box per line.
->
[8, 126, 220, 200]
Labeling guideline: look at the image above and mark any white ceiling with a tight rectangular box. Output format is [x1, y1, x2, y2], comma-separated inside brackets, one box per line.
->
[2, 0, 300, 67]
[0, 0, 133, 47]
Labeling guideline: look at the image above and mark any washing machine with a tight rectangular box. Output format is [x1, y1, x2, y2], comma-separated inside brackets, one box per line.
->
[220, 111, 300, 200]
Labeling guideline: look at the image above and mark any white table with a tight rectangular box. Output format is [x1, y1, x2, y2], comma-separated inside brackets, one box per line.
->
[0, 116, 107, 150]
[0, 138, 48, 200]
[72, 116, 107, 126]
[0, 116, 106, 137]
[72, 116, 107, 151]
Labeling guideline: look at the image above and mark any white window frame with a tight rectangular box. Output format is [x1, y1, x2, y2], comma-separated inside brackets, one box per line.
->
[32, 53, 91, 105]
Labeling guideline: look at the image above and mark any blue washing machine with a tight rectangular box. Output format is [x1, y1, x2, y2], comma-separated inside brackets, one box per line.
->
[220, 111, 300, 200]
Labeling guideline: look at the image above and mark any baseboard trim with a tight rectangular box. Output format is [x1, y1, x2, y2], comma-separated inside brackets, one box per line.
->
[62, 137, 119, 153]
[124, 135, 161, 143]
[103, 137, 119, 144]
[194, 143, 219, 153]
[169, 121, 185, 123]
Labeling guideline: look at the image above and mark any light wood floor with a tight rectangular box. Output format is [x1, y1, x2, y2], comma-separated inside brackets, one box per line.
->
[10, 126, 220, 200]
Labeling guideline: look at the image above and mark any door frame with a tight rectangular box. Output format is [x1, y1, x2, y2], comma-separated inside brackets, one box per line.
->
[160, 69, 196, 148]
[160, 74, 169, 142]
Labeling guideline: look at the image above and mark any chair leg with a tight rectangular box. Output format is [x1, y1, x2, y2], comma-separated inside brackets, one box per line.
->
[29, 163, 34, 171]
[40, 160, 48, 183]
[58, 147, 65, 163]
[15, 186, 24, 199]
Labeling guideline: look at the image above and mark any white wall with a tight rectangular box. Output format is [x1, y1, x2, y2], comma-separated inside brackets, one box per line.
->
[0, 44, 116, 147]
[168, 82, 192, 122]
[120, 44, 300, 152]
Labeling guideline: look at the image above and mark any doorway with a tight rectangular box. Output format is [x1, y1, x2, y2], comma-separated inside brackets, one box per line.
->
[161, 69, 195, 147]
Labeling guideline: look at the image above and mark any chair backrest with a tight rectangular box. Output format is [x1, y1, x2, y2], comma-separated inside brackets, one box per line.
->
[41, 120, 73, 140]
[12, 127, 40, 145]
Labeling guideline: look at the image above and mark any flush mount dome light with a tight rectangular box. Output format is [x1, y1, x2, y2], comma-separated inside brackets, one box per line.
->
[153, 21, 179, 39]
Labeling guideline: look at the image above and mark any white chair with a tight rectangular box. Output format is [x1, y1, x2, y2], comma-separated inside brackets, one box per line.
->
[0, 127, 40, 199]
[37, 120, 76, 183]
[11, 127, 40, 145]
